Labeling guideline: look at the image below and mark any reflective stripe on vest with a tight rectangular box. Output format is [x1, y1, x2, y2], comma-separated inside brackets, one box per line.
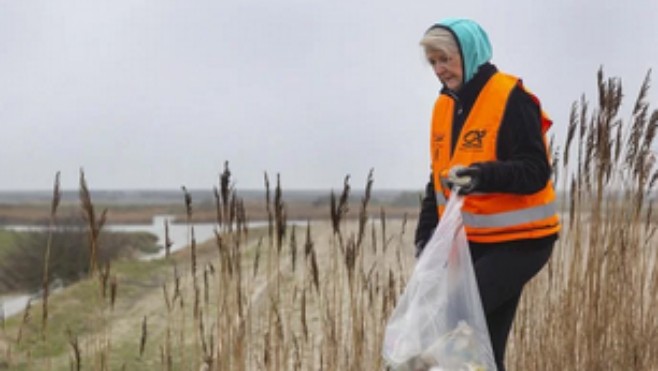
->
[435, 189, 447, 206]
[462, 201, 557, 228]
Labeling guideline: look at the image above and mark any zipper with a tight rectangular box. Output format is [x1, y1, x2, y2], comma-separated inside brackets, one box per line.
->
[445, 89, 463, 115]
[443, 89, 463, 156]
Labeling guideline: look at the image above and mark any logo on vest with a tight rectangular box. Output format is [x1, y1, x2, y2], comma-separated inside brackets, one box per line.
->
[433, 133, 445, 143]
[461, 129, 487, 150]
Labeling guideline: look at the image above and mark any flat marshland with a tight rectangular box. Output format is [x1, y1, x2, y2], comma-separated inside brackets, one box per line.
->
[0, 172, 418, 370]
[0, 70, 657, 370]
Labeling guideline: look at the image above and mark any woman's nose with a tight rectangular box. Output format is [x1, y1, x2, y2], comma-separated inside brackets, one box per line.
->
[433, 63, 445, 76]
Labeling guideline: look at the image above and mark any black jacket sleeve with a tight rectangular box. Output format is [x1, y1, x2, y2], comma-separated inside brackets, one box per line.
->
[474, 86, 552, 194]
[414, 174, 439, 256]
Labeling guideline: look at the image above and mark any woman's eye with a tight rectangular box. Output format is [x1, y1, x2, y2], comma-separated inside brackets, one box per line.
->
[428, 55, 450, 66]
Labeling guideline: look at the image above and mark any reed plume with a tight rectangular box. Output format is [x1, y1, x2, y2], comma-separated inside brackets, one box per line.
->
[79, 169, 107, 276]
[41, 171, 61, 339]
[330, 175, 351, 236]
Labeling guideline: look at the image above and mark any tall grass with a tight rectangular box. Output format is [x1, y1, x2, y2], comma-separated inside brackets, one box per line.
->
[509, 69, 658, 370]
[41, 171, 61, 340]
[1, 69, 655, 371]
[196, 167, 410, 370]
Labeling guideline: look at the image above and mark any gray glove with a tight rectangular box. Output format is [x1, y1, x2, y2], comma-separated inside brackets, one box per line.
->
[448, 165, 482, 195]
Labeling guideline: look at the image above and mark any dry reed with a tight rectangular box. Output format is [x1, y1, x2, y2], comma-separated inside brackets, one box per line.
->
[139, 316, 147, 357]
[41, 171, 61, 339]
[508, 68, 658, 371]
[79, 170, 107, 277]
[9, 69, 655, 370]
[67, 327, 81, 371]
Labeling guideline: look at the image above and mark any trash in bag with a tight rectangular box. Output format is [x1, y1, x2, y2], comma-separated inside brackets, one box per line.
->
[382, 192, 497, 371]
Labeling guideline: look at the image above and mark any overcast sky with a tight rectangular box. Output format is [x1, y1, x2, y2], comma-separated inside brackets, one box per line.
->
[1, 0, 657, 192]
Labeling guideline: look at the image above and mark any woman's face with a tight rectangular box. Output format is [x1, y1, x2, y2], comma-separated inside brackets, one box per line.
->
[426, 49, 463, 91]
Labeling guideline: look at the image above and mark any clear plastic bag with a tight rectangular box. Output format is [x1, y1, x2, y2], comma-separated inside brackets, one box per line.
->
[382, 192, 497, 371]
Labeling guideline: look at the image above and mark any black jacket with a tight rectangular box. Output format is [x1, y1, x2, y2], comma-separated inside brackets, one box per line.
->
[414, 63, 555, 251]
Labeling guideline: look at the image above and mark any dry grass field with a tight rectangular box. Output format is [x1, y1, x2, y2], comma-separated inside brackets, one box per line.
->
[0, 171, 417, 371]
[0, 69, 656, 370]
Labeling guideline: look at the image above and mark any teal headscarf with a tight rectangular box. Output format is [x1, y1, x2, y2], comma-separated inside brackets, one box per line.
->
[431, 18, 492, 85]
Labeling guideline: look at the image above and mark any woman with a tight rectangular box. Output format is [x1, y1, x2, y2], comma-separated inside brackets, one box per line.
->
[414, 18, 560, 371]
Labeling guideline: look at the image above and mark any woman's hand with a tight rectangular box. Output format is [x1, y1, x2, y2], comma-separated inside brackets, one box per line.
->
[449, 165, 482, 195]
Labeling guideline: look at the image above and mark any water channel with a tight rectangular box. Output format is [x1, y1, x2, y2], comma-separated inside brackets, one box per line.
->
[1, 216, 264, 318]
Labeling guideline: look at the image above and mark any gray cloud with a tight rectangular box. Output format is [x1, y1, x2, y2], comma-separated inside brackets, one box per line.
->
[1, 0, 657, 191]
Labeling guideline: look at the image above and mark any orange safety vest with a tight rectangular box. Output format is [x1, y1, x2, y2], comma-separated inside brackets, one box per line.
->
[430, 72, 560, 243]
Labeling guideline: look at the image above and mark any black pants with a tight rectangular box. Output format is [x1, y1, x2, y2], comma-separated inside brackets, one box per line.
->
[469, 235, 556, 371]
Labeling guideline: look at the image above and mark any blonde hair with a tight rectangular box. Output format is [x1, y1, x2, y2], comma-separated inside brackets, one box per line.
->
[419, 27, 459, 57]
